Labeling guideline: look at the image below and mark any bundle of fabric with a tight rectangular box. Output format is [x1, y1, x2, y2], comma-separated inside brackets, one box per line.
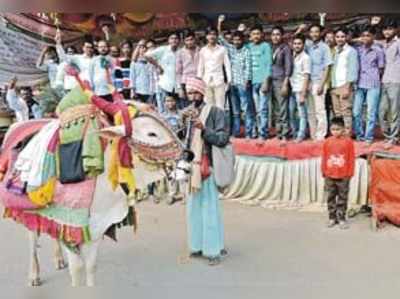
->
[0, 119, 52, 209]
[0, 119, 95, 248]
[13, 120, 59, 206]
[56, 86, 105, 182]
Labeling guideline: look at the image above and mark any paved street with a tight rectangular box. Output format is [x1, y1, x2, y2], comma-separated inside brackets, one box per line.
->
[1, 200, 400, 297]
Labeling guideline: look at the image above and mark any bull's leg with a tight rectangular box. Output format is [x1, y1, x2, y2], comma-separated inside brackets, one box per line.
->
[65, 248, 84, 287]
[54, 241, 67, 270]
[82, 239, 101, 287]
[28, 231, 41, 286]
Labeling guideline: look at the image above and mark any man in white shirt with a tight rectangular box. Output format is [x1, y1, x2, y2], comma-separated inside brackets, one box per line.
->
[290, 34, 311, 143]
[88, 40, 115, 101]
[55, 46, 79, 94]
[145, 32, 180, 113]
[197, 27, 231, 109]
[56, 32, 95, 85]
[305, 24, 333, 141]
[6, 77, 42, 122]
[36, 46, 59, 89]
[330, 27, 359, 136]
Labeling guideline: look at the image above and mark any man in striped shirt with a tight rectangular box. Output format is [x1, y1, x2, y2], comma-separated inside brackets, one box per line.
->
[353, 26, 385, 144]
[176, 30, 200, 109]
[219, 30, 253, 138]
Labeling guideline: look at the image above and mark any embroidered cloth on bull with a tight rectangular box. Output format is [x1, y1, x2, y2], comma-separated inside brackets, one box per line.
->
[56, 86, 104, 178]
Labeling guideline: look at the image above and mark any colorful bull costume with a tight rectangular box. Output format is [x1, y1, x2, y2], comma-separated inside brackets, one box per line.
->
[0, 73, 183, 285]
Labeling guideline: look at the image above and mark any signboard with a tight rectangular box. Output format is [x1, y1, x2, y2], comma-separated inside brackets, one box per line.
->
[0, 18, 48, 86]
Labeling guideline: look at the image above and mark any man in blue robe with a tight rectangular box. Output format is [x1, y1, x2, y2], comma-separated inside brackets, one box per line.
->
[185, 77, 229, 266]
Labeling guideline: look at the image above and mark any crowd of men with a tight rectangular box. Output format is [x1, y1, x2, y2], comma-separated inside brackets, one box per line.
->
[4, 16, 400, 148]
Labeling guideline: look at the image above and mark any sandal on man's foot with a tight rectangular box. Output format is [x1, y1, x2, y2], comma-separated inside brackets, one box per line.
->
[189, 251, 202, 258]
[220, 249, 228, 257]
[339, 220, 349, 230]
[326, 219, 337, 228]
[208, 257, 221, 266]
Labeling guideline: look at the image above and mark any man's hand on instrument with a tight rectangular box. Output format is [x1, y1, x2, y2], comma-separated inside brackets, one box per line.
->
[193, 119, 204, 130]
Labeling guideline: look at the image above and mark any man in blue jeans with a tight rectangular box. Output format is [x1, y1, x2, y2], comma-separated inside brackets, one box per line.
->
[353, 26, 385, 144]
[218, 25, 253, 138]
[290, 34, 311, 142]
[248, 25, 273, 140]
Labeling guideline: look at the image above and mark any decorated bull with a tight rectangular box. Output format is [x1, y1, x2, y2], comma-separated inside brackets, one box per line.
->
[0, 86, 183, 286]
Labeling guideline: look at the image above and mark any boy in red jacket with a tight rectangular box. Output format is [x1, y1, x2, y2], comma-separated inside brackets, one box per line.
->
[321, 117, 355, 229]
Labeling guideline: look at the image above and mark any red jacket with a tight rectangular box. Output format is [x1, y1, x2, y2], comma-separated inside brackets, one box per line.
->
[321, 136, 355, 179]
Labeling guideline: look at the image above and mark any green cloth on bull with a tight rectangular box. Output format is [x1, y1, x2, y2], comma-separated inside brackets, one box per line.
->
[56, 86, 90, 113]
[56, 86, 104, 177]
[35, 206, 90, 227]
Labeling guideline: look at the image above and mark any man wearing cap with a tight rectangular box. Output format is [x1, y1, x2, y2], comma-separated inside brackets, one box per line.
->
[184, 77, 229, 266]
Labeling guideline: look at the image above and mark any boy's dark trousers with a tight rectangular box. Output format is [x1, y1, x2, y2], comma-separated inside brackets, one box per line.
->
[325, 177, 350, 221]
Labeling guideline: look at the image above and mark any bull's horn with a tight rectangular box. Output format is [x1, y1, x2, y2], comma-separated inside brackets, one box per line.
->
[98, 125, 126, 139]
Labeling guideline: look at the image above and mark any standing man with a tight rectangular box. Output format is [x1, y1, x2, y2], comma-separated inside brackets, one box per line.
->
[290, 34, 311, 143]
[176, 30, 200, 109]
[324, 30, 336, 130]
[36, 46, 60, 90]
[88, 40, 115, 102]
[218, 26, 253, 139]
[130, 42, 155, 103]
[247, 24, 273, 140]
[353, 26, 385, 144]
[184, 77, 229, 266]
[197, 27, 231, 109]
[270, 26, 293, 142]
[379, 19, 400, 148]
[55, 46, 79, 94]
[330, 27, 359, 137]
[306, 24, 333, 141]
[145, 32, 180, 113]
[56, 33, 95, 84]
[114, 40, 133, 99]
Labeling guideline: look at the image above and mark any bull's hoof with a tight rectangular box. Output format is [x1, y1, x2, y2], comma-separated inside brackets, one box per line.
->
[55, 259, 67, 270]
[29, 278, 42, 287]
